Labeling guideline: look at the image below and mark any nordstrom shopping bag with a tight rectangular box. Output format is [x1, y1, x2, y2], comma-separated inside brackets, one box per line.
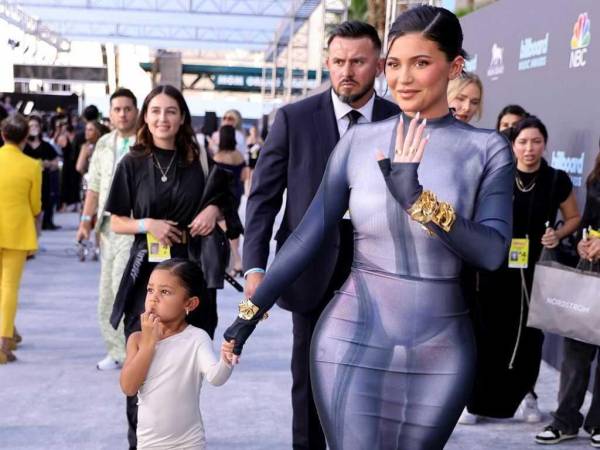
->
[528, 258, 600, 346]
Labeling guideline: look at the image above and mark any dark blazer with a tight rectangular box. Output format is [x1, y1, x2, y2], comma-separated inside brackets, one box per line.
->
[243, 89, 399, 313]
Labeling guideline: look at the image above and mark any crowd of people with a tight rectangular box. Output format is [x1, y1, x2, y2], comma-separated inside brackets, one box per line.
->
[1, 4, 600, 450]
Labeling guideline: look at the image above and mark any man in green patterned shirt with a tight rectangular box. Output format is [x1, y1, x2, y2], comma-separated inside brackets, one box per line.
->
[76, 88, 138, 370]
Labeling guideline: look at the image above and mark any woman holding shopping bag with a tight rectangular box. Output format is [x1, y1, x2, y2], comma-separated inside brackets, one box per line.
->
[461, 116, 581, 425]
[535, 145, 600, 446]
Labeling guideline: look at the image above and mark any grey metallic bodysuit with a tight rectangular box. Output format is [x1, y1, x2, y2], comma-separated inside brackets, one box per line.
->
[227, 113, 513, 449]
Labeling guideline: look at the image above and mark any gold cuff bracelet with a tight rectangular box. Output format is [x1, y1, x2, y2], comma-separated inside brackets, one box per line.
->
[238, 298, 269, 321]
[407, 190, 457, 233]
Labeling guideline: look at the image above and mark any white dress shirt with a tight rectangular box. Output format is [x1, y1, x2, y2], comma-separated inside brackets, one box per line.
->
[330, 88, 376, 136]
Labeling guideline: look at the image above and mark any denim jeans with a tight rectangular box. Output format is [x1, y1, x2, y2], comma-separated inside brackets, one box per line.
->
[551, 338, 600, 434]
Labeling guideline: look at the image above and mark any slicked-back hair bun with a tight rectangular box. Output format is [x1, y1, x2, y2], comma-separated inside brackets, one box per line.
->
[388, 5, 468, 61]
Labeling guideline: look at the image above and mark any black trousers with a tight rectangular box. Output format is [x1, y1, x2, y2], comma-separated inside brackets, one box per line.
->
[124, 312, 141, 450]
[551, 338, 600, 434]
[290, 220, 353, 450]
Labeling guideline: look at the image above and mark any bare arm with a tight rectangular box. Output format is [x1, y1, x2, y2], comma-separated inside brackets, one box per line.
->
[76, 190, 99, 241]
[76, 144, 91, 174]
[120, 332, 156, 396]
[111, 215, 182, 246]
[111, 214, 145, 235]
[542, 191, 581, 248]
[556, 191, 581, 239]
[120, 311, 164, 396]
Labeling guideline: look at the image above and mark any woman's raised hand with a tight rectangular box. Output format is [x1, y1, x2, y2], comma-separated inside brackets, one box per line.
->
[375, 113, 428, 210]
[376, 112, 429, 163]
[147, 219, 182, 246]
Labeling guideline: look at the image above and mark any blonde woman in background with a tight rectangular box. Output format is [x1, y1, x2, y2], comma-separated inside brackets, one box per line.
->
[448, 72, 483, 124]
[209, 109, 246, 156]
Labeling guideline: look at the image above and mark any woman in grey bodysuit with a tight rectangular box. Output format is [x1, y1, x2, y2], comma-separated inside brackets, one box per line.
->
[225, 6, 514, 449]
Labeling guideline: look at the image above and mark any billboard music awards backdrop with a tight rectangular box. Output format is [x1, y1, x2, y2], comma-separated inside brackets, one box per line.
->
[461, 0, 599, 369]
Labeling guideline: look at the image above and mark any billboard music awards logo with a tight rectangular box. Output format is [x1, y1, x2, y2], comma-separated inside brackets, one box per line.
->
[569, 12, 591, 68]
[551, 151, 586, 187]
[518, 33, 549, 71]
[486, 43, 504, 79]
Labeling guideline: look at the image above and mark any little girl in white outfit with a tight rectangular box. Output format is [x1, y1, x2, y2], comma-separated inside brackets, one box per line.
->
[120, 259, 235, 449]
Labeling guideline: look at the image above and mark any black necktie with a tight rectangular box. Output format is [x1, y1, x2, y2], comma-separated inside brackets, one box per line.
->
[346, 110, 362, 129]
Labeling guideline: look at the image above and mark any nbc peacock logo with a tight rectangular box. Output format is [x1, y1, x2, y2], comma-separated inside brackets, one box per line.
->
[571, 13, 591, 50]
[570, 13, 591, 68]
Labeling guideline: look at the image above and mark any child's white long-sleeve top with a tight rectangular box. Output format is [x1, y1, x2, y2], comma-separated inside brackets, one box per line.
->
[137, 325, 233, 449]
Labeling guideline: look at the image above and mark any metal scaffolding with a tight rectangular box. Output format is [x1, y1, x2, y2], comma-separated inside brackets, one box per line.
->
[262, 0, 348, 100]
[9, 0, 351, 96]
[0, 0, 70, 51]
[11, 0, 296, 19]
[41, 21, 274, 49]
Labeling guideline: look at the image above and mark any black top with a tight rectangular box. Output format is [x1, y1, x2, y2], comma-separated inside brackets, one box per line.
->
[23, 140, 58, 163]
[105, 146, 206, 253]
[513, 158, 572, 266]
[581, 178, 600, 232]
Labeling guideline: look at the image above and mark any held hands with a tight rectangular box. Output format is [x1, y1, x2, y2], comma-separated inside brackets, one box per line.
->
[221, 340, 239, 365]
[220, 273, 266, 361]
[376, 113, 429, 210]
[189, 205, 220, 237]
[140, 311, 163, 347]
[147, 219, 182, 246]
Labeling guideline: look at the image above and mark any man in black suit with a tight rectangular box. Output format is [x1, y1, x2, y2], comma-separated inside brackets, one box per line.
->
[243, 21, 399, 449]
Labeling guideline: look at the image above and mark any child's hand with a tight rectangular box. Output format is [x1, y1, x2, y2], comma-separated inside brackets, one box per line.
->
[221, 340, 239, 365]
[140, 311, 162, 346]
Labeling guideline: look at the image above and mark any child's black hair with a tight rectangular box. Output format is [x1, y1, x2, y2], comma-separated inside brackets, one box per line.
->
[154, 258, 204, 299]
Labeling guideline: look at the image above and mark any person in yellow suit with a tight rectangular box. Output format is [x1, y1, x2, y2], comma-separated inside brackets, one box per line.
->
[0, 113, 42, 363]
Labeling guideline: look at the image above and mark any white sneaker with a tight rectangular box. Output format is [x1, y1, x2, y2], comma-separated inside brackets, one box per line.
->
[517, 393, 543, 423]
[96, 355, 122, 371]
[535, 426, 577, 444]
[458, 407, 479, 425]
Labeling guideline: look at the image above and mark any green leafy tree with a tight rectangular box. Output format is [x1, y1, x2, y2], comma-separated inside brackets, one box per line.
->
[349, 0, 368, 21]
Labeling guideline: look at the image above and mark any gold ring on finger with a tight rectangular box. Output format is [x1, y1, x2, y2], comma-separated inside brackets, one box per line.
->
[409, 145, 418, 153]
[395, 148, 402, 155]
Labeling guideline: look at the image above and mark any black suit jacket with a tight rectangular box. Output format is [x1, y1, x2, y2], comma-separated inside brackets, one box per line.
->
[243, 89, 400, 313]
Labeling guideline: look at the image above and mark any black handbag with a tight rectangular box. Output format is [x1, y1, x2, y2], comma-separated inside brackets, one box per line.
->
[197, 227, 230, 289]
[191, 161, 242, 289]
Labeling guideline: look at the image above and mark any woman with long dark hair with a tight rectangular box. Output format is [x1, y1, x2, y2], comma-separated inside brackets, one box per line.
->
[223, 6, 514, 449]
[105, 85, 239, 449]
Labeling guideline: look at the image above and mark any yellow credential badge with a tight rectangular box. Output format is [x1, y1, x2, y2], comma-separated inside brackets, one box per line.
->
[147, 233, 171, 263]
[508, 238, 529, 269]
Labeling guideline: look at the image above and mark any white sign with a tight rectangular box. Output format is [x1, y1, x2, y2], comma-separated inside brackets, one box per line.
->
[551, 150, 586, 187]
[487, 43, 504, 79]
[518, 33, 549, 71]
